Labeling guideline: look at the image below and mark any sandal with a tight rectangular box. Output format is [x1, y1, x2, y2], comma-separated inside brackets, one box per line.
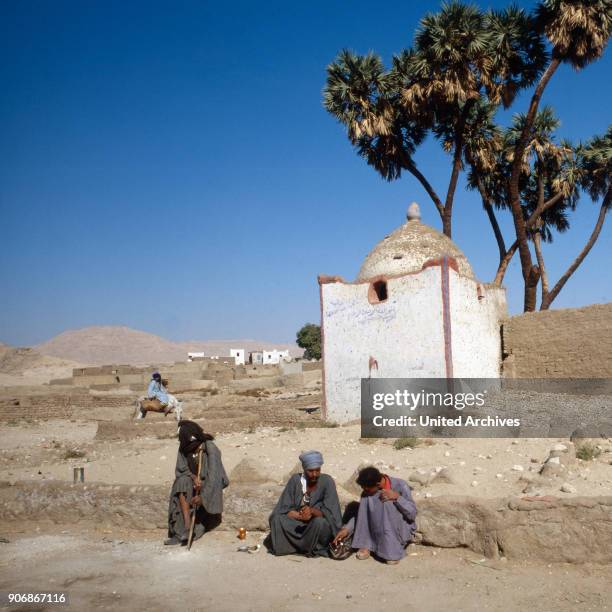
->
[356, 549, 370, 560]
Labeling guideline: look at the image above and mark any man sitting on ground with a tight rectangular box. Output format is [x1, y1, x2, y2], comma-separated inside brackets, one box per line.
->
[165, 420, 228, 546]
[332, 466, 416, 564]
[268, 450, 342, 557]
[136, 371, 182, 421]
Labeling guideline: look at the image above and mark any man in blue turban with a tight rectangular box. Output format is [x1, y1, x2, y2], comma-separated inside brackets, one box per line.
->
[268, 450, 342, 557]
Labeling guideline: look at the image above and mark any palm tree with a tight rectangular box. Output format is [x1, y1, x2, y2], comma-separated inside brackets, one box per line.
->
[540, 126, 612, 309]
[323, 50, 436, 210]
[324, 2, 548, 238]
[472, 107, 579, 296]
[464, 102, 508, 263]
[400, 1, 524, 237]
[535, 0, 612, 68]
[507, 0, 612, 310]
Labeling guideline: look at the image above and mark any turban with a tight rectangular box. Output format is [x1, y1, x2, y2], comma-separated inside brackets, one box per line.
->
[178, 420, 214, 473]
[299, 450, 323, 470]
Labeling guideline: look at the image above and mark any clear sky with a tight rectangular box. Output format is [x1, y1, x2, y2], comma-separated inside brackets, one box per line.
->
[1, 0, 610, 347]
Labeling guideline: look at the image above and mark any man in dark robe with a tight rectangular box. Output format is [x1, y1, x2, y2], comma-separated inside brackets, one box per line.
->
[332, 466, 416, 564]
[268, 450, 342, 557]
[165, 420, 229, 546]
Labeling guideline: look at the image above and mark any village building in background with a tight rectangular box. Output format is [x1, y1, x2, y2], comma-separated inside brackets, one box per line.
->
[230, 348, 245, 365]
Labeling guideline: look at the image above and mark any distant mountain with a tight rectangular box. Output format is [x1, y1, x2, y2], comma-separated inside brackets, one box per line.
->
[34, 326, 301, 366]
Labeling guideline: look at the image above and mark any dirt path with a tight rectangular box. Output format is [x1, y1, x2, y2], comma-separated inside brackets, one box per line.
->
[0, 531, 610, 612]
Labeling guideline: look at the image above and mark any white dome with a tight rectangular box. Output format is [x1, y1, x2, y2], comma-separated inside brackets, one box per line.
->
[357, 204, 475, 281]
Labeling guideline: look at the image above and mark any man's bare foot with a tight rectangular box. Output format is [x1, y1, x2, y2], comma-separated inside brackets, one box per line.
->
[356, 549, 370, 560]
[386, 559, 400, 565]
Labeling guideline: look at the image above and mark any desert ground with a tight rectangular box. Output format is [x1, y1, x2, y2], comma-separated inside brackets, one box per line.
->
[0, 345, 611, 611]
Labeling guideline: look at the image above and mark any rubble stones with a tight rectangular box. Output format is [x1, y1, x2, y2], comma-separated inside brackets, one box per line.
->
[430, 468, 456, 485]
[408, 471, 432, 487]
[561, 482, 577, 494]
[229, 458, 273, 485]
[540, 443, 576, 477]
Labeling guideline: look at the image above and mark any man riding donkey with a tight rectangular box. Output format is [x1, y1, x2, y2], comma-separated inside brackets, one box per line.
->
[136, 371, 183, 421]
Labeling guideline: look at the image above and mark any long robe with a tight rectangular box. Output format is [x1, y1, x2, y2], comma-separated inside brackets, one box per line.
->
[345, 476, 416, 561]
[167, 439, 229, 541]
[268, 473, 342, 557]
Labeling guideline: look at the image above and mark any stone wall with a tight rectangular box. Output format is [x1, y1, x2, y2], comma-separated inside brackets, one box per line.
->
[1, 481, 610, 562]
[0, 394, 134, 422]
[53, 360, 242, 391]
[502, 303, 612, 378]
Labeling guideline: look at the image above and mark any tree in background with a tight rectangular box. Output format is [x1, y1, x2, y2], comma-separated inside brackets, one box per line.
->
[506, 0, 612, 310]
[539, 126, 612, 309]
[324, 0, 611, 311]
[296, 324, 321, 360]
[324, 2, 546, 238]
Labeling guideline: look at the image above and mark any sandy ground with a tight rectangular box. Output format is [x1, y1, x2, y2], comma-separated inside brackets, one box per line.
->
[1, 530, 611, 612]
[0, 398, 610, 611]
[1, 420, 610, 499]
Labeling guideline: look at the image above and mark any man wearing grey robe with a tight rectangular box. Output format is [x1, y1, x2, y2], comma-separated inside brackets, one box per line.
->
[268, 450, 342, 557]
[166, 421, 229, 545]
[333, 466, 416, 563]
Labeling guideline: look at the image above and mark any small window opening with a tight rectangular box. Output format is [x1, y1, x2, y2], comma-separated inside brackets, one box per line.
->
[393, 254, 403, 260]
[368, 280, 388, 304]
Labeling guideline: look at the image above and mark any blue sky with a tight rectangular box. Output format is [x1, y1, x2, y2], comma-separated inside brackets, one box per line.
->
[1, 0, 610, 347]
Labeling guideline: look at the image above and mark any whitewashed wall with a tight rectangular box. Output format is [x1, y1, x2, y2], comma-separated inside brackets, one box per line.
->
[321, 266, 506, 423]
[448, 275, 506, 379]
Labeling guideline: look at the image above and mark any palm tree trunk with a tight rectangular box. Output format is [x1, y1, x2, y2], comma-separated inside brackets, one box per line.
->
[524, 265, 541, 312]
[541, 192, 610, 310]
[442, 208, 452, 237]
[533, 230, 549, 304]
[406, 162, 445, 219]
[475, 178, 506, 263]
[493, 241, 518, 286]
[492, 189, 566, 286]
[484, 201, 506, 264]
[508, 57, 561, 310]
[442, 102, 474, 239]
[532, 173, 548, 304]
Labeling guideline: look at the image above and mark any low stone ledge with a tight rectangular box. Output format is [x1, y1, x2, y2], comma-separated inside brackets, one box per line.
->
[1, 481, 610, 563]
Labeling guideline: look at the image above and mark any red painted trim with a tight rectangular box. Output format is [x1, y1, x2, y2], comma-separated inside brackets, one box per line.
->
[441, 256, 454, 379]
[318, 274, 346, 285]
[318, 256, 460, 287]
[422, 256, 459, 274]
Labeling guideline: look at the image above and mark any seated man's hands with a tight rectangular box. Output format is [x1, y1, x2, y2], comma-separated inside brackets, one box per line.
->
[191, 495, 202, 508]
[191, 474, 202, 491]
[380, 489, 399, 502]
[332, 527, 349, 546]
[298, 506, 313, 521]
[287, 506, 323, 522]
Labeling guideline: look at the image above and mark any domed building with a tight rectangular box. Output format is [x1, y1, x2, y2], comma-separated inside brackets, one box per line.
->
[318, 203, 507, 423]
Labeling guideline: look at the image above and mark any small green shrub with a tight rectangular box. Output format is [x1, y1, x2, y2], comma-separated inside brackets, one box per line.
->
[576, 442, 601, 461]
[359, 437, 377, 445]
[393, 437, 420, 450]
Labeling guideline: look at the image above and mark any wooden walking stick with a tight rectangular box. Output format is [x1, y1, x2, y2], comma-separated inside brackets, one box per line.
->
[187, 445, 204, 551]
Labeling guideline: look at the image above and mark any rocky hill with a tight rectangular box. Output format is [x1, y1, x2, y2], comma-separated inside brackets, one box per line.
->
[34, 326, 301, 365]
[0, 343, 84, 386]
